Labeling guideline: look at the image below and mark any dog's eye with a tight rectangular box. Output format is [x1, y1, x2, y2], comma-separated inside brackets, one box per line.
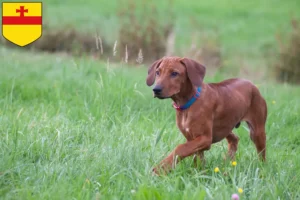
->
[156, 71, 160, 76]
[171, 72, 178, 77]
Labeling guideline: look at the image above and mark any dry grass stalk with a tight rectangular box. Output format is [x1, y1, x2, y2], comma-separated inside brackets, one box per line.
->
[125, 45, 128, 63]
[136, 49, 143, 64]
[113, 41, 117, 56]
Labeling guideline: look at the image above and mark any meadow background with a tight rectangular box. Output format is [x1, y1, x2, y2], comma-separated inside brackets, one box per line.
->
[1, 0, 300, 199]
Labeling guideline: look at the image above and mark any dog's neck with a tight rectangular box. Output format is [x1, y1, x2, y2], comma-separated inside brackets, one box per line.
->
[171, 81, 198, 107]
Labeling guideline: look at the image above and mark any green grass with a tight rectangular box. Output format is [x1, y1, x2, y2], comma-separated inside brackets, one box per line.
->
[0, 47, 300, 200]
[1, 0, 300, 199]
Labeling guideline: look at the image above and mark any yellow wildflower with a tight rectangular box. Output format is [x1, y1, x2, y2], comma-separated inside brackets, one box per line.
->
[272, 100, 276, 104]
[231, 161, 237, 166]
[214, 167, 220, 173]
[238, 188, 243, 194]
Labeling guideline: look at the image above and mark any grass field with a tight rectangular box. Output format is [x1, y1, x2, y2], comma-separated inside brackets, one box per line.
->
[1, 0, 300, 199]
[0, 47, 300, 199]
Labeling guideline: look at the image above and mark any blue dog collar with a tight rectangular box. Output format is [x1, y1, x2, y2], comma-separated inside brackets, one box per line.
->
[173, 87, 202, 111]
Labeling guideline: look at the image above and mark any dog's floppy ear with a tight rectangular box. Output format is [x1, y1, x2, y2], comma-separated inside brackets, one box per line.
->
[146, 58, 163, 86]
[180, 58, 206, 87]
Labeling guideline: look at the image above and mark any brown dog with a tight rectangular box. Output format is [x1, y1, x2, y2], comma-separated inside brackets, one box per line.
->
[146, 56, 267, 174]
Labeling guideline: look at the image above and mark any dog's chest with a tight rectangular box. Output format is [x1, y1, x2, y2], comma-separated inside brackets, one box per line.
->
[176, 114, 193, 140]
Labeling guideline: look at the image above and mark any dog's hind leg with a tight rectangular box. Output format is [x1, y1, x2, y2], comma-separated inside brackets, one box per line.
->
[247, 121, 266, 161]
[226, 132, 239, 160]
[245, 87, 267, 161]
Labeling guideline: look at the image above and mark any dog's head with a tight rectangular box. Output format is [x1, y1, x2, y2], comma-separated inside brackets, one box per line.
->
[146, 56, 206, 99]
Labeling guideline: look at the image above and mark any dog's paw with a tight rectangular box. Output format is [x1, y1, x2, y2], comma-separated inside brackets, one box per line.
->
[151, 167, 160, 176]
[152, 164, 171, 176]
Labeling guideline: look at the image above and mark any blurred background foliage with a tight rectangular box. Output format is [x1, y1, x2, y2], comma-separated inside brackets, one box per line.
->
[1, 0, 300, 83]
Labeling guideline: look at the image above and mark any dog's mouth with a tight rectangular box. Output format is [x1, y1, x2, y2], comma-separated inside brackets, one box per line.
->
[155, 96, 167, 99]
[153, 93, 170, 99]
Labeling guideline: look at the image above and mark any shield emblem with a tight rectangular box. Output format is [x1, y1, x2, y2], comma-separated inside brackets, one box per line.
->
[2, 2, 42, 47]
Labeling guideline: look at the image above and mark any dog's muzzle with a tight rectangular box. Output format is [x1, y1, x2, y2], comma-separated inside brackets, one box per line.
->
[153, 85, 162, 98]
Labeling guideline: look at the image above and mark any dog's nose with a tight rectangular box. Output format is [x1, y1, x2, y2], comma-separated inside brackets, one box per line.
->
[153, 85, 162, 94]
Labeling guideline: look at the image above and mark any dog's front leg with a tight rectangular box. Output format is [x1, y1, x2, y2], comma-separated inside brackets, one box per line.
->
[193, 151, 205, 168]
[153, 135, 212, 175]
